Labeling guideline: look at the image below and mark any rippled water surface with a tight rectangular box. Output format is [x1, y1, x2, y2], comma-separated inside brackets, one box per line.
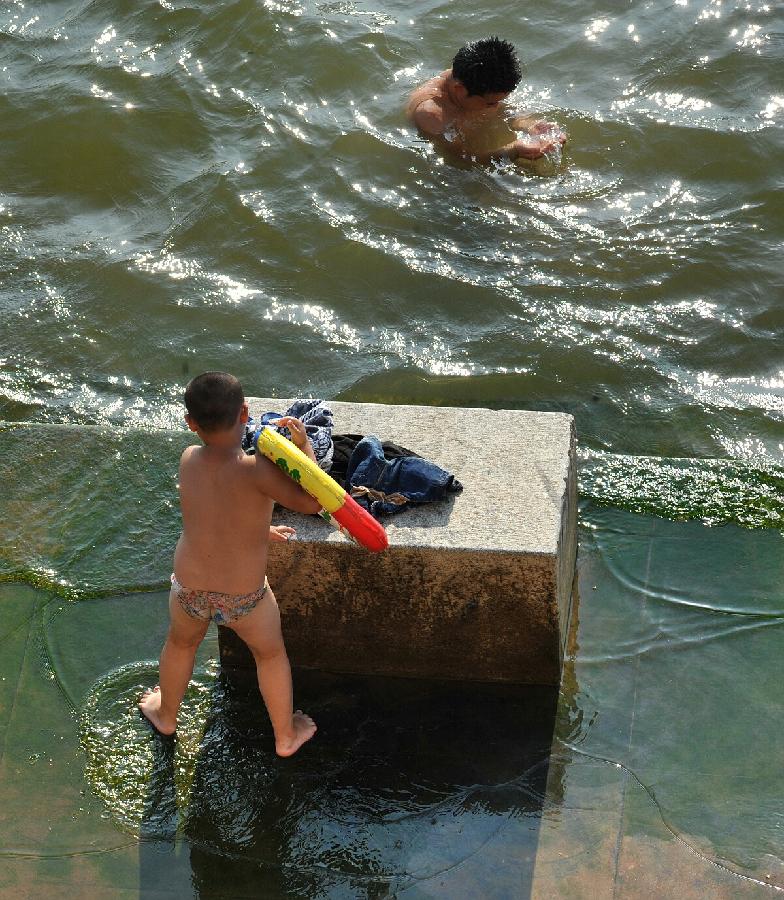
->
[1, 0, 783, 895]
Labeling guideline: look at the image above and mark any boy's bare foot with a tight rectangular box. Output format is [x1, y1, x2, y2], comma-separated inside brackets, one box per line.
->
[138, 686, 177, 736]
[276, 710, 317, 757]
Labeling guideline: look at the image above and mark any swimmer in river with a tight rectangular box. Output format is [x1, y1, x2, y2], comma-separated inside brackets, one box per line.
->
[407, 36, 568, 165]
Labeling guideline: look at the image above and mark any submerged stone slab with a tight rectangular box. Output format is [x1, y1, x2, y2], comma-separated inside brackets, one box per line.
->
[219, 399, 577, 685]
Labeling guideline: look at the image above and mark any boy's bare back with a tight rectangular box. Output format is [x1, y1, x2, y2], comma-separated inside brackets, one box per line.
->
[174, 425, 320, 596]
[140, 374, 319, 754]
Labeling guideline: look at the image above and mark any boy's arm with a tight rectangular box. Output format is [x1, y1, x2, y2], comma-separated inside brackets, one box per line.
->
[254, 455, 322, 514]
[275, 416, 318, 464]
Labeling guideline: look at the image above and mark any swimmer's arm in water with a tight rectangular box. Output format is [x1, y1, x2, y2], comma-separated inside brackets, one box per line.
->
[413, 102, 558, 162]
[509, 113, 547, 130]
[509, 113, 569, 149]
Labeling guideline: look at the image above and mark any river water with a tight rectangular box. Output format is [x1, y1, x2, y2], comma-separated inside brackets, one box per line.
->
[1, 0, 782, 895]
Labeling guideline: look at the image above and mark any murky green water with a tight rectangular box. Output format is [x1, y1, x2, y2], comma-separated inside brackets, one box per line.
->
[1, 0, 782, 895]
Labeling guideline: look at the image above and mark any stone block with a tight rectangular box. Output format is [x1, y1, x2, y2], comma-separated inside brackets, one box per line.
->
[219, 399, 577, 685]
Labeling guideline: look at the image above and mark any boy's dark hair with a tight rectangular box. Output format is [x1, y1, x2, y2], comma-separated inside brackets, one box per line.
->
[184, 372, 244, 431]
[452, 37, 521, 96]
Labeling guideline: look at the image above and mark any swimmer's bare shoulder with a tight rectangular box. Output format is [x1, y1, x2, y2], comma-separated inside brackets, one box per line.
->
[407, 70, 451, 135]
[412, 99, 449, 138]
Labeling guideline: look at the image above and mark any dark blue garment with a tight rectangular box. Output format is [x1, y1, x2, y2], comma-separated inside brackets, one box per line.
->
[242, 400, 334, 469]
[346, 435, 462, 519]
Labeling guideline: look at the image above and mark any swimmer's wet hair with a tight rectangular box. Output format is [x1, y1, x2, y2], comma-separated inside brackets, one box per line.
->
[452, 37, 521, 96]
[184, 372, 244, 431]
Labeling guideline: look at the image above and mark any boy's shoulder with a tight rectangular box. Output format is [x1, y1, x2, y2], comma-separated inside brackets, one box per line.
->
[181, 443, 201, 462]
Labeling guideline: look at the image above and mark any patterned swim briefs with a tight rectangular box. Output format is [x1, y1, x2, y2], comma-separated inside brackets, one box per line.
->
[171, 574, 268, 626]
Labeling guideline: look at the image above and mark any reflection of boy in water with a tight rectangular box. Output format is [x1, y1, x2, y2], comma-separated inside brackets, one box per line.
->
[407, 36, 567, 164]
[139, 372, 319, 757]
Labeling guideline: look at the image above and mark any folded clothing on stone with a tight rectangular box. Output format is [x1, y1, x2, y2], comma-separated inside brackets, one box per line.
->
[329, 433, 420, 487]
[344, 434, 463, 520]
[242, 404, 462, 519]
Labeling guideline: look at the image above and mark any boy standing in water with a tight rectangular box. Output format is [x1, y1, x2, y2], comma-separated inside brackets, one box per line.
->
[139, 372, 320, 756]
[407, 36, 567, 163]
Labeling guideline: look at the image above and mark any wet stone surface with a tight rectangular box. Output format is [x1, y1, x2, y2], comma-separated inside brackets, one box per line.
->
[1, 508, 781, 897]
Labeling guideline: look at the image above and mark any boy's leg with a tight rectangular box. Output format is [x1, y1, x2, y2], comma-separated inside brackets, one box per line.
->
[227, 586, 316, 757]
[139, 591, 209, 735]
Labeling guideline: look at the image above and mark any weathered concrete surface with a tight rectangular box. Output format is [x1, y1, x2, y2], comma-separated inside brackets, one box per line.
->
[220, 399, 577, 685]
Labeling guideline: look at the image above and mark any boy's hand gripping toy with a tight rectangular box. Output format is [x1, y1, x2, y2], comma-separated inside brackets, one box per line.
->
[254, 426, 388, 552]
